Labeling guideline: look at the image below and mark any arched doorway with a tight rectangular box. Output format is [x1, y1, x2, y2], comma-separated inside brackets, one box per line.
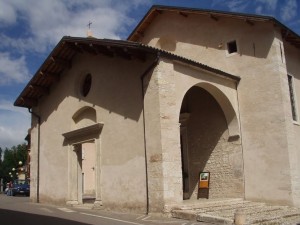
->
[62, 106, 103, 207]
[179, 85, 244, 200]
[74, 140, 96, 203]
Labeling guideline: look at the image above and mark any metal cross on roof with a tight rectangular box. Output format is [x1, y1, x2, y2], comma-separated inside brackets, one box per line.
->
[87, 21, 92, 29]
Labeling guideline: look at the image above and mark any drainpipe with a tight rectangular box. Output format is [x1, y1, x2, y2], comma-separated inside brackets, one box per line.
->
[235, 82, 246, 200]
[140, 53, 160, 215]
[28, 108, 41, 203]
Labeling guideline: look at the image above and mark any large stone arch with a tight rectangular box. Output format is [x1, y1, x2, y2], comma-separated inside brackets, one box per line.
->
[180, 82, 240, 139]
[197, 82, 239, 138]
[178, 83, 244, 200]
[142, 62, 244, 210]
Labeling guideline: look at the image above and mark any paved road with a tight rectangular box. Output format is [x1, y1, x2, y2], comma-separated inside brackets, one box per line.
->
[0, 194, 208, 225]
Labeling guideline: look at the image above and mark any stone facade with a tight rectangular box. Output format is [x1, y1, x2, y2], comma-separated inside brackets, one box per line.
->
[135, 9, 300, 207]
[29, 53, 152, 211]
[15, 6, 300, 213]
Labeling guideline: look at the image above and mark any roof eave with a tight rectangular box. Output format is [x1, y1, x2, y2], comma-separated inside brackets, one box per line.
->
[14, 37, 69, 108]
[127, 5, 300, 48]
[14, 36, 239, 108]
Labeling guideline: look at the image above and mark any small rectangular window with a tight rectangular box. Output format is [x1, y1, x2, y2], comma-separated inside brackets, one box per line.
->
[288, 74, 298, 121]
[227, 40, 237, 54]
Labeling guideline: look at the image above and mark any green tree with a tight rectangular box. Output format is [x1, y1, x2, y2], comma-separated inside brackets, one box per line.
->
[0, 147, 2, 185]
[0, 144, 27, 185]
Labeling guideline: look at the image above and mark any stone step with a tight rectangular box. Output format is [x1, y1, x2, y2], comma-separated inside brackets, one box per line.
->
[171, 200, 300, 225]
[173, 198, 246, 210]
[249, 209, 300, 225]
[82, 195, 96, 204]
[212, 207, 300, 224]
[192, 201, 265, 215]
[210, 205, 288, 219]
[72, 203, 94, 209]
[172, 209, 198, 221]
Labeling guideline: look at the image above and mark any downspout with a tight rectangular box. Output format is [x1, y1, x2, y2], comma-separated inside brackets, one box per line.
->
[140, 53, 160, 215]
[28, 108, 41, 203]
[235, 81, 246, 200]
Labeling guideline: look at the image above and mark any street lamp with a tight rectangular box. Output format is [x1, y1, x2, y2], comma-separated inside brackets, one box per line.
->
[19, 161, 23, 166]
[12, 168, 15, 171]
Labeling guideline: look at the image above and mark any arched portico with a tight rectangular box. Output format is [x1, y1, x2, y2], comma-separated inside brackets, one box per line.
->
[179, 84, 243, 200]
[138, 59, 243, 211]
[195, 83, 240, 139]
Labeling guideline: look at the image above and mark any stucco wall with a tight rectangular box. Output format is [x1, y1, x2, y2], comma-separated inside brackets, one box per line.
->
[140, 11, 297, 206]
[143, 58, 242, 211]
[28, 116, 39, 203]
[141, 11, 276, 76]
[30, 53, 152, 211]
[284, 40, 300, 206]
[143, 64, 165, 212]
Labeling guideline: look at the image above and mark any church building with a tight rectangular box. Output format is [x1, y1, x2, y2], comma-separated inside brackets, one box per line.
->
[14, 5, 300, 213]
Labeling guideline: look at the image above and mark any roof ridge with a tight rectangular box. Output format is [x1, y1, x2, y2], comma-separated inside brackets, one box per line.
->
[14, 37, 239, 108]
[127, 4, 300, 44]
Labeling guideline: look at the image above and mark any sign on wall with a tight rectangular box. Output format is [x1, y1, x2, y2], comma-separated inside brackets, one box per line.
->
[199, 172, 210, 189]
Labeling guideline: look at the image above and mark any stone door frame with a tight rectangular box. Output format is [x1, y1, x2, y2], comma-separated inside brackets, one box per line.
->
[179, 113, 190, 200]
[62, 123, 103, 207]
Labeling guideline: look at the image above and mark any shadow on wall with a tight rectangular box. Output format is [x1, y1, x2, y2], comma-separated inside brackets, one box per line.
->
[36, 54, 157, 125]
[174, 62, 240, 139]
[180, 86, 229, 199]
[147, 11, 274, 59]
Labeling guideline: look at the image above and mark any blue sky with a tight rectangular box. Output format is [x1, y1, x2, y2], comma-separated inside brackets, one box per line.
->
[0, 0, 299, 149]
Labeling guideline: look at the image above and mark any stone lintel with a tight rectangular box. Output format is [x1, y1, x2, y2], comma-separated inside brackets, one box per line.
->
[62, 123, 103, 144]
[66, 200, 79, 206]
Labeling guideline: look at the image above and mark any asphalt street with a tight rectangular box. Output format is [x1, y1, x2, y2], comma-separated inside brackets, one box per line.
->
[0, 194, 208, 225]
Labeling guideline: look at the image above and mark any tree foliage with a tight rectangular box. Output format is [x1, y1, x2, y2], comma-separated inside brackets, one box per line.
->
[0, 143, 27, 185]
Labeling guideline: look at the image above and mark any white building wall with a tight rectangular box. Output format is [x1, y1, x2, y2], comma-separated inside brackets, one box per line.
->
[139, 11, 298, 206]
[30, 53, 150, 211]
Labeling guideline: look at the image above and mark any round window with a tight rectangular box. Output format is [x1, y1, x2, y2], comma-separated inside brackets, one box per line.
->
[81, 73, 92, 97]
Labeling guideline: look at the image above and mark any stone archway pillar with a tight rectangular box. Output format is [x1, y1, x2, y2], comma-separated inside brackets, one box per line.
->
[66, 145, 79, 205]
[94, 138, 103, 208]
[160, 120, 184, 209]
[143, 62, 184, 212]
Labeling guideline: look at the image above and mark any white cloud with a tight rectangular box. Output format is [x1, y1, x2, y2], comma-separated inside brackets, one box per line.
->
[0, 99, 29, 116]
[0, 1, 17, 26]
[256, 5, 263, 14]
[0, 0, 150, 149]
[255, 0, 278, 11]
[0, 119, 30, 149]
[0, 100, 30, 149]
[211, 0, 251, 12]
[0, 52, 30, 85]
[227, 0, 251, 11]
[280, 0, 297, 22]
[0, 35, 40, 54]
[0, 0, 149, 54]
